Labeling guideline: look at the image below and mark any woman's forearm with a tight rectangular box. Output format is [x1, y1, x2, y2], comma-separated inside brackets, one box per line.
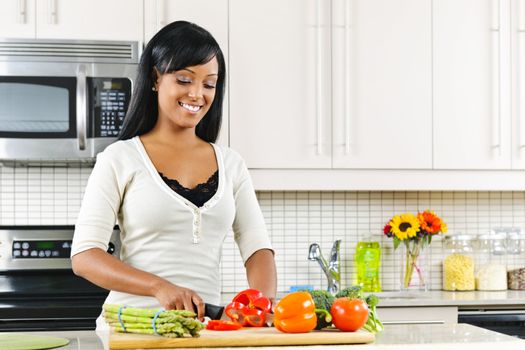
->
[71, 247, 168, 297]
[245, 249, 277, 300]
[72, 248, 206, 316]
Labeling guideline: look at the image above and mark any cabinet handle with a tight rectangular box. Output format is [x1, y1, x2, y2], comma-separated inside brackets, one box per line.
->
[344, 0, 352, 155]
[315, 0, 323, 155]
[519, 0, 525, 149]
[491, 0, 502, 155]
[156, 0, 166, 30]
[48, 0, 57, 25]
[76, 65, 87, 151]
[18, 0, 27, 24]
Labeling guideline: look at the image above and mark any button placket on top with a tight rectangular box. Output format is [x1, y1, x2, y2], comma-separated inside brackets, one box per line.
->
[192, 207, 202, 244]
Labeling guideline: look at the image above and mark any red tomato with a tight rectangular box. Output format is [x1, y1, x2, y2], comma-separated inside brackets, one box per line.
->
[330, 298, 369, 332]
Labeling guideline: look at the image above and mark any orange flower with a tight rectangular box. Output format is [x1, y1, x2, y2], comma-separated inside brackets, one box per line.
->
[418, 210, 446, 235]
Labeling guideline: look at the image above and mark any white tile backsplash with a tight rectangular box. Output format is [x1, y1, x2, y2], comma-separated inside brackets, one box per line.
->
[1, 165, 525, 294]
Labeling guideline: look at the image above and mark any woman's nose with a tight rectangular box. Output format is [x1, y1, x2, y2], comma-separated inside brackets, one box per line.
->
[188, 85, 203, 100]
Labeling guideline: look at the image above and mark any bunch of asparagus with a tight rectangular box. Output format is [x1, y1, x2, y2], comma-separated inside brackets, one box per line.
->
[103, 304, 204, 338]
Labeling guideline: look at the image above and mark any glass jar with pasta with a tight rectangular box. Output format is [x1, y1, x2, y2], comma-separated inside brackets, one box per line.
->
[442, 234, 476, 291]
[476, 232, 507, 291]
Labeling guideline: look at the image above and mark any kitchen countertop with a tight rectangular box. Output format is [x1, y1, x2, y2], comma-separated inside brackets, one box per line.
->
[373, 290, 525, 308]
[7, 324, 524, 350]
[223, 290, 525, 308]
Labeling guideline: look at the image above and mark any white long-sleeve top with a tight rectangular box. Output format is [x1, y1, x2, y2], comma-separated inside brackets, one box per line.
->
[71, 136, 272, 310]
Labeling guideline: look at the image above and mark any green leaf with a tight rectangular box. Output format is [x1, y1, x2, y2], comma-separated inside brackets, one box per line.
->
[393, 237, 401, 250]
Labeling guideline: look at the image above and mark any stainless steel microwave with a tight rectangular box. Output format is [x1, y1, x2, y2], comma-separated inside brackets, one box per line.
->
[0, 39, 140, 165]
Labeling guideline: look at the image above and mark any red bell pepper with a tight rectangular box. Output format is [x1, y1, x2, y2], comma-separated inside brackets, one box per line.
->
[232, 288, 272, 313]
[206, 320, 243, 331]
[225, 288, 272, 327]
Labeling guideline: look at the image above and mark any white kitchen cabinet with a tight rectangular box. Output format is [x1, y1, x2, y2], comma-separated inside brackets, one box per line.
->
[34, 0, 143, 41]
[378, 306, 458, 324]
[0, 0, 143, 41]
[229, 0, 332, 168]
[511, 0, 525, 169]
[433, 0, 512, 169]
[331, 0, 432, 169]
[0, 0, 36, 38]
[229, 0, 430, 169]
[144, 0, 229, 146]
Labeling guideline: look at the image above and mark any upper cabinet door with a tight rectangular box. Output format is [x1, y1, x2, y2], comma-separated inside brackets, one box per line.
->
[332, 0, 432, 169]
[35, 0, 143, 41]
[144, 0, 229, 146]
[229, 0, 332, 168]
[433, 0, 512, 169]
[0, 0, 36, 38]
[511, 0, 525, 169]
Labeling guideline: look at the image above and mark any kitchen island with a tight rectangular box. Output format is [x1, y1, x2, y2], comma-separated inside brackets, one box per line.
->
[4, 323, 524, 350]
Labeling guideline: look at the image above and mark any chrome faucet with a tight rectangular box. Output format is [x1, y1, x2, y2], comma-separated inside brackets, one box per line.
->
[308, 240, 341, 294]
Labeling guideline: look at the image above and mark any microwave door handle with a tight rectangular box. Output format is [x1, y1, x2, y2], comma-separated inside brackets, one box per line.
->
[76, 65, 87, 151]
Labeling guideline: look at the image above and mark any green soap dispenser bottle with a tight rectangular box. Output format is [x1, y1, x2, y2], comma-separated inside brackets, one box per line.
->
[355, 236, 382, 292]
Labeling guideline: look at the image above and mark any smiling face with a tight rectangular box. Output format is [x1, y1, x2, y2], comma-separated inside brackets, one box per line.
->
[154, 57, 219, 132]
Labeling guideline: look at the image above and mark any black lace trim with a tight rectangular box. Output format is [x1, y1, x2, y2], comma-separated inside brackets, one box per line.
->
[159, 170, 219, 208]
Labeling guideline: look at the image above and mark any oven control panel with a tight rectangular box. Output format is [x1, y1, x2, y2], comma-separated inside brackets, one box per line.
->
[12, 240, 71, 259]
[0, 226, 121, 271]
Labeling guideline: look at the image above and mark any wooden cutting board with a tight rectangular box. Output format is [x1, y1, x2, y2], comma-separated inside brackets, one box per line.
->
[109, 327, 374, 349]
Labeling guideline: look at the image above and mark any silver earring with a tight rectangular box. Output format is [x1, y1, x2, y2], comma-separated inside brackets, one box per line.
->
[152, 86, 157, 91]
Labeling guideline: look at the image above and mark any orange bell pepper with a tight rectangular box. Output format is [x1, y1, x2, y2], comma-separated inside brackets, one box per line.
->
[273, 291, 317, 333]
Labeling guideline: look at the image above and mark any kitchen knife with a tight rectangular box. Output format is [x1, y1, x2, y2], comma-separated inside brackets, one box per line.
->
[203, 303, 274, 325]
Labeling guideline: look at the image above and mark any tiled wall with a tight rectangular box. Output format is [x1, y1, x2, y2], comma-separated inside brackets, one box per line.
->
[2, 165, 525, 293]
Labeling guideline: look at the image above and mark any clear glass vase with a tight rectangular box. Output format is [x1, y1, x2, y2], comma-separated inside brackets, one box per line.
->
[400, 239, 429, 291]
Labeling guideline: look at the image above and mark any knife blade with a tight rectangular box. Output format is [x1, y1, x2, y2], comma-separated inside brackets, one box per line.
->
[203, 303, 274, 325]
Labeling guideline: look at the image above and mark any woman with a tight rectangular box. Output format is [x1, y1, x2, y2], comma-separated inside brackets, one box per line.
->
[71, 21, 277, 328]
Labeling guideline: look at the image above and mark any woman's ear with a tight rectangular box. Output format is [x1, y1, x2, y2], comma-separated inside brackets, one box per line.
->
[152, 67, 160, 91]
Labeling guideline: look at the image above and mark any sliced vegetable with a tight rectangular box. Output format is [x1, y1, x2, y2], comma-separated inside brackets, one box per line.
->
[274, 291, 317, 333]
[330, 297, 369, 332]
[232, 288, 272, 313]
[224, 301, 248, 325]
[206, 320, 243, 331]
[225, 288, 272, 327]
[243, 308, 266, 327]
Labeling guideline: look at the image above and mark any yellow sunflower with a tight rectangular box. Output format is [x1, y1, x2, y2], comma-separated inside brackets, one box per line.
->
[389, 213, 420, 240]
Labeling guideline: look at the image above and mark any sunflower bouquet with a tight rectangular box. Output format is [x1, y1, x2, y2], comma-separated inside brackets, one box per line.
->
[383, 210, 447, 290]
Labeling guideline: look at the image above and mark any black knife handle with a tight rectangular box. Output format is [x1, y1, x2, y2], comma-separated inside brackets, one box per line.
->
[203, 303, 225, 320]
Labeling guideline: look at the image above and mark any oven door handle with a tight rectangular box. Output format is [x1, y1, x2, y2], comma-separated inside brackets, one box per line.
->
[76, 64, 87, 151]
[459, 311, 525, 322]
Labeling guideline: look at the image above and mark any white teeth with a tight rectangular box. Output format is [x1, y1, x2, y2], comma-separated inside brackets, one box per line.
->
[179, 102, 201, 112]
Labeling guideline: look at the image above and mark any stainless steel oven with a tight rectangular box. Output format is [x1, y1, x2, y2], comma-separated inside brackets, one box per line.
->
[459, 309, 525, 339]
[0, 226, 120, 331]
[0, 39, 139, 164]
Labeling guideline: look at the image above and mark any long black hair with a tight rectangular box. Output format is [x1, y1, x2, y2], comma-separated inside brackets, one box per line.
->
[118, 21, 226, 142]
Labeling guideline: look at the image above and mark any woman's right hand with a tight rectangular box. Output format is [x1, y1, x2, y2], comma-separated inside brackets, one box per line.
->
[153, 280, 205, 320]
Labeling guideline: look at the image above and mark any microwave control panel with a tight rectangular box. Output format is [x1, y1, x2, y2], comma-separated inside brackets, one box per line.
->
[90, 78, 132, 137]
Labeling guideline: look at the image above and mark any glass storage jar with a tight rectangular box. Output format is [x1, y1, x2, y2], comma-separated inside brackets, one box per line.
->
[442, 234, 476, 291]
[507, 228, 525, 255]
[476, 233, 507, 291]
